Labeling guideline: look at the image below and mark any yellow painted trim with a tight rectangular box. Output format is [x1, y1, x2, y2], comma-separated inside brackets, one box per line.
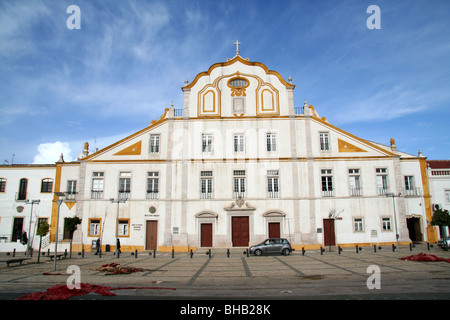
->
[84, 115, 167, 161]
[202, 90, 216, 113]
[419, 157, 438, 243]
[50, 164, 62, 242]
[158, 246, 196, 252]
[312, 117, 397, 157]
[261, 89, 275, 111]
[183, 55, 295, 90]
[113, 140, 142, 156]
[65, 202, 76, 210]
[117, 218, 131, 238]
[88, 218, 102, 238]
[338, 138, 367, 153]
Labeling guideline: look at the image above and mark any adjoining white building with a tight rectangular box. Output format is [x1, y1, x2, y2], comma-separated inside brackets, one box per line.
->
[0, 47, 440, 253]
[427, 160, 450, 238]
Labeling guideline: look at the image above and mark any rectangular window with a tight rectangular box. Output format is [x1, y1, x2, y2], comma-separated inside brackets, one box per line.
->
[404, 176, 418, 196]
[267, 170, 279, 198]
[202, 134, 213, 153]
[147, 172, 159, 199]
[89, 219, 101, 236]
[200, 171, 213, 199]
[0, 178, 6, 193]
[41, 178, 53, 193]
[233, 170, 246, 198]
[382, 217, 392, 231]
[119, 172, 131, 200]
[234, 134, 244, 153]
[354, 218, 364, 232]
[376, 168, 389, 195]
[321, 169, 334, 197]
[266, 133, 277, 152]
[349, 169, 362, 196]
[117, 219, 129, 237]
[319, 132, 330, 151]
[150, 134, 160, 154]
[66, 180, 77, 200]
[91, 172, 104, 199]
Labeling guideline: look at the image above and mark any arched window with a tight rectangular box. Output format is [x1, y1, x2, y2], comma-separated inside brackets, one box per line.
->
[18, 178, 28, 200]
[41, 178, 53, 193]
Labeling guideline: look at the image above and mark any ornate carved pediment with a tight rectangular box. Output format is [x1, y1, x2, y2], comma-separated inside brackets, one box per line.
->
[224, 196, 256, 211]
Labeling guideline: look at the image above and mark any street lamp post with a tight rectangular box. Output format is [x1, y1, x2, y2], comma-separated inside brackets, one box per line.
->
[53, 192, 66, 271]
[25, 199, 40, 257]
[386, 192, 401, 252]
[110, 198, 126, 258]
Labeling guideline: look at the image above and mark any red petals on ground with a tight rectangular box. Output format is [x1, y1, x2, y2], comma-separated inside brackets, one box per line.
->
[399, 252, 450, 263]
[16, 283, 176, 300]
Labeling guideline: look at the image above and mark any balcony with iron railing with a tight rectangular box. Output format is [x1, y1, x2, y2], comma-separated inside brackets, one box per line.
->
[322, 189, 335, 197]
[91, 190, 103, 199]
[349, 187, 363, 197]
[118, 190, 130, 201]
[65, 191, 77, 201]
[146, 191, 158, 200]
[403, 187, 422, 197]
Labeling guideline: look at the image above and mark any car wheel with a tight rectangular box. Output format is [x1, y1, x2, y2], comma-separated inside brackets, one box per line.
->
[282, 248, 290, 256]
[255, 249, 262, 256]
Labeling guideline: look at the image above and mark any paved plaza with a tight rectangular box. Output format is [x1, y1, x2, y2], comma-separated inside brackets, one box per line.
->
[0, 244, 449, 300]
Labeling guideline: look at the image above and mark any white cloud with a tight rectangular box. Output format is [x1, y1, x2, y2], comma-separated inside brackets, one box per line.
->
[33, 141, 73, 164]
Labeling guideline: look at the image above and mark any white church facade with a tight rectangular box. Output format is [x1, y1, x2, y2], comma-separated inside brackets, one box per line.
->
[0, 48, 440, 253]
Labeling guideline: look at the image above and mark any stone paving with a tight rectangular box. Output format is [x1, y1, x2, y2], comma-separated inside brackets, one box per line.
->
[0, 244, 449, 300]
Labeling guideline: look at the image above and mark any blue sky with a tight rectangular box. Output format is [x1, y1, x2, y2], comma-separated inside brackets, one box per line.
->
[1, 0, 449, 164]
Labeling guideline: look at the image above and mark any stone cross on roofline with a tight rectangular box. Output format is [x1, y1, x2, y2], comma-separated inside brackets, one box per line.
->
[234, 40, 241, 57]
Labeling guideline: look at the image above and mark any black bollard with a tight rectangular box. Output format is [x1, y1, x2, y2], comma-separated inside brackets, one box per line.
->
[356, 245, 359, 254]
[302, 247, 305, 256]
[338, 246, 342, 254]
[153, 249, 156, 258]
[135, 249, 138, 258]
[227, 248, 230, 258]
[82, 248, 85, 258]
[190, 249, 193, 259]
[373, 245, 377, 253]
[392, 244, 396, 252]
[172, 249, 174, 258]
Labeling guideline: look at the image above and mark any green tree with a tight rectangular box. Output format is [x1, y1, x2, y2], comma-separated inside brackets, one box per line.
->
[36, 221, 49, 263]
[64, 217, 82, 258]
[431, 206, 450, 250]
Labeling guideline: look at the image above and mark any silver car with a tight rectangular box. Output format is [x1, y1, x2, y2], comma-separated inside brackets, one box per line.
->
[249, 238, 293, 256]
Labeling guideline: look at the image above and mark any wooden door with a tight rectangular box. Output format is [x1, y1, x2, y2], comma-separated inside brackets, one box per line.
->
[146, 220, 158, 250]
[323, 219, 335, 246]
[232, 217, 249, 247]
[201, 223, 213, 247]
[268, 222, 280, 238]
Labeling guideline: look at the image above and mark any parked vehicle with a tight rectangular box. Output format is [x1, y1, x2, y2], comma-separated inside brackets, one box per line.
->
[437, 236, 450, 248]
[248, 238, 293, 256]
